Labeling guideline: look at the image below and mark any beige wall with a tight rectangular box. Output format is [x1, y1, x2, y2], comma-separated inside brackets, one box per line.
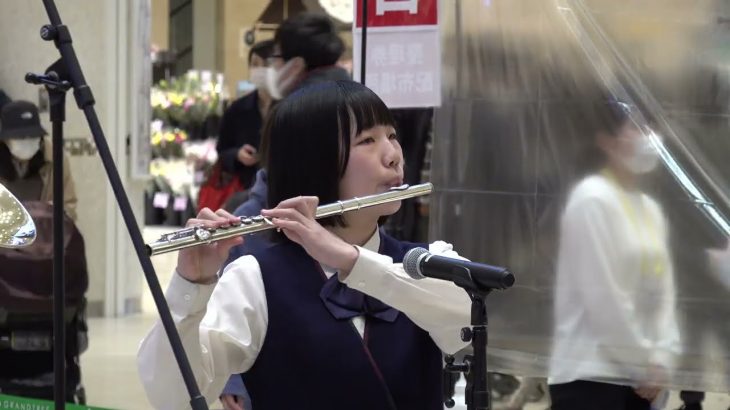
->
[193, 0, 221, 71]
[151, 0, 169, 50]
[221, 0, 270, 97]
[151, 0, 258, 95]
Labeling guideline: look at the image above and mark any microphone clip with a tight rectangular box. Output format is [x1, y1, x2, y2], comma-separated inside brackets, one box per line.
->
[25, 72, 71, 92]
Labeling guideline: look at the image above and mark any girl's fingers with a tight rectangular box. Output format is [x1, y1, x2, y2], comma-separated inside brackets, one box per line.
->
[261, 208, 309, 225]
[214, 208, 241, 226]
[271, 196, 319, 216]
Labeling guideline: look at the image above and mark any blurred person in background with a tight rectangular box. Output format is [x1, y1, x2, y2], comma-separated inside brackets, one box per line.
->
[549, 98, 680, 410]
[0, 100, 76, 219]
[261, 12, 350, 99]
[215, 40, 275, 212]
[0, 99, 88, 403]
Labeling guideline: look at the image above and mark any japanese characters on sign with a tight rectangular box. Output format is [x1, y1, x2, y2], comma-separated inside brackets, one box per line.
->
[353, 0, 440, 108]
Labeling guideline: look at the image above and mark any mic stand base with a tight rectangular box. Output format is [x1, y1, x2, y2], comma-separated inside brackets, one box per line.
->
[443, 291, 491, 410]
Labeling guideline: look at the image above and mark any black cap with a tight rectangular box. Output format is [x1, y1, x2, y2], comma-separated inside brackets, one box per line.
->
[0, 100, 46, 140]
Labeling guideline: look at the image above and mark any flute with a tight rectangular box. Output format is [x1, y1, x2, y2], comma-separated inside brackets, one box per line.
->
[145, 183, 433, 256]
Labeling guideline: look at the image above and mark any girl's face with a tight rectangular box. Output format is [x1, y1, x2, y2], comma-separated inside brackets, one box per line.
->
[339, 124, 404, 216]
[599, 121, 660, 174]
[606, 121, 643, 159]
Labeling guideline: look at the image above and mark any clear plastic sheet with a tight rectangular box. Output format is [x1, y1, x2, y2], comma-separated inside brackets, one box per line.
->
[431, 0, 730, 392]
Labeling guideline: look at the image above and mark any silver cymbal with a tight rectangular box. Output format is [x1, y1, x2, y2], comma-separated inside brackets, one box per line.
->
[0, 182, 36, 248]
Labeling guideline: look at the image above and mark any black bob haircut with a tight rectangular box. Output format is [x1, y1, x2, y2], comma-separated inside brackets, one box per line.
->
[592, 98, 632, 138]
[274, 12, 344, 69]
[263, 80, 395, 241]
[576, 95, 636, 174]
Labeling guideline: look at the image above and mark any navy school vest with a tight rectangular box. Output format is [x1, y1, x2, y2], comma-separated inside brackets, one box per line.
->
[242, 230, 443, 410]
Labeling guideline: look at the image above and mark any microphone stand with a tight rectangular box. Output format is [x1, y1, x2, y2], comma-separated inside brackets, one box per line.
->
[26, 64, 71, 409]
[442, 267, 492, 410]
[25, 1, 210, 409]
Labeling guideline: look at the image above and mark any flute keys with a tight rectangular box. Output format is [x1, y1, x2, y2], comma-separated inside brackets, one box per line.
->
[251, 216, 265, 223]
[162, 227, 196, 241]
[241, 217, 254, 225]
[194, 227, 212, 241]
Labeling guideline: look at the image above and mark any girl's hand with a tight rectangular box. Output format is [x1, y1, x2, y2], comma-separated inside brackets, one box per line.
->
[176, 208, 243, 284]
[261, 196, 358, 273]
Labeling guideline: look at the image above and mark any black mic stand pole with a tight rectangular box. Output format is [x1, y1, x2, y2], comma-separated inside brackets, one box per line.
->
[26, 67, 71, 409]
[442, 267, 492, 410]
[360, 0, 368, 84]
[26, 1, 210, 409]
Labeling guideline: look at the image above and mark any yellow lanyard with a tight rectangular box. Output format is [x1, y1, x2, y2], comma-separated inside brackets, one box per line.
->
[602, 169, 665, 277]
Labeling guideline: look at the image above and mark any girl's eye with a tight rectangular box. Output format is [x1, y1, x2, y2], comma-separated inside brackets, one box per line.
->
[358, 137, 375, 145]
[389, 133, 398, 140]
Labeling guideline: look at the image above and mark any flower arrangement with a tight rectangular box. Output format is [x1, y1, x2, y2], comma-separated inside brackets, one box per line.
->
[150, 120, 188, 159]
[151, 70, 224, 135]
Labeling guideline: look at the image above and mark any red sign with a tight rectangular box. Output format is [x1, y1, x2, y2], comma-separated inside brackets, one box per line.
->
[355, 0, 437, 28]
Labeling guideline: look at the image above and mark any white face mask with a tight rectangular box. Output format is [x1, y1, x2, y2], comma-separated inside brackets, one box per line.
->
[263, 66, 284, 100]
[7, 137, 41, 161]
[263, 58, 306, 100]
[618, 136, 660, 174]
[249, 67, 269, 92]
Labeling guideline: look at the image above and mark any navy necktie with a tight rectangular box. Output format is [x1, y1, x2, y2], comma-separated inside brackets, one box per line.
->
[319, 274, 399, 322]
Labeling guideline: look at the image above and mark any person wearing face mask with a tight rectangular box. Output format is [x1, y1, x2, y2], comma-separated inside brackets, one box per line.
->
[215, 40, 275, 195]
[0, 100, 77, 220]
[262, 12, 351, 99]
[548, 99, 680, 410]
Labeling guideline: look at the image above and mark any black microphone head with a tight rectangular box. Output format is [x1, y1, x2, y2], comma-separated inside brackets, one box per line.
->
[403, 247, 430, 279]
[502, 270, 516, 289]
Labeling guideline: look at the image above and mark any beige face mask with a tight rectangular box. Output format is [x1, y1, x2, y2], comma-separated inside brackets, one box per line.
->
[7, 137, 41, 161]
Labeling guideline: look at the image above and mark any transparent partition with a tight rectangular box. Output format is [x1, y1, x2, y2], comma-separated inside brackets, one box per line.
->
[431, 0, 730, 391]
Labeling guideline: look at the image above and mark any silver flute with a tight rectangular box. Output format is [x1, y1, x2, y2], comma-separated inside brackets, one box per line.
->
[145, 183, 433, 256]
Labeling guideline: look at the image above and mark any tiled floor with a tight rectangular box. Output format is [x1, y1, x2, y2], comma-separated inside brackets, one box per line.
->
[82, 314, 157, 409]
[79, 313, 730, 410]
[82, 314, 226, 410]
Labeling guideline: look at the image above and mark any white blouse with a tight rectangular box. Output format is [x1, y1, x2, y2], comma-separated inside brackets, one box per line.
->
[550, 174, 681, 387]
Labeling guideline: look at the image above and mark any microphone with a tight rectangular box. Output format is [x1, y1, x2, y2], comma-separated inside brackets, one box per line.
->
[403, 247, 515, 292]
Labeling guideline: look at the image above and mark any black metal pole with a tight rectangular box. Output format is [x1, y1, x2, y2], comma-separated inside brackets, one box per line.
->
[33, 1, 210, 409]
[27, 62, 73, 410]
[360, 0, 368, 84]
[455, 0, 463, 96]
[468, 294, 490, 410]
[50, 87, 67, 410]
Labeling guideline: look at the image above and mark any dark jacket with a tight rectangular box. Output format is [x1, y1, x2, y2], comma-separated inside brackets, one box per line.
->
[216, 91, 263, 188]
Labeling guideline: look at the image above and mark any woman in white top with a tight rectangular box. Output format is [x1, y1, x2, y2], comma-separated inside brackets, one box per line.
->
[137, 80, 472, 410]
[549, 99, 680, 410]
